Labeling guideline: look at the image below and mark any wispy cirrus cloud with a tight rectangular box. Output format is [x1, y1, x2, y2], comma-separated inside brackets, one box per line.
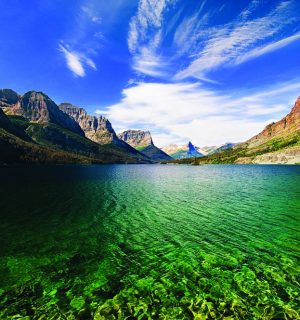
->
[128, 0, 175, 77]
[175, 1, 300, 80]
[59, 43, 97, 77]
[127, 0, 300, 82]
[235, 32, 300, 65]
[58, 3, 103, 77]
[96, 80, 300, 147]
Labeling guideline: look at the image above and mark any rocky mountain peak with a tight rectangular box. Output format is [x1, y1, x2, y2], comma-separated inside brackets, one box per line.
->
[188, 141, 197, 152]
[59, 103, 118, 144]
[118, 130, 153, 148]
[0, 89, 19, 108]
[118, 129, 173, 161]
[59, 103, 87, 122]
[291, 96, 300, 115]
[247, 96, 300, 148]
[2, 90, 83, 135]
[20, 91, 54, 122]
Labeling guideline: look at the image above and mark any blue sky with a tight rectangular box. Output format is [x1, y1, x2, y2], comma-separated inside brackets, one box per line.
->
[1, 0, 300, 146]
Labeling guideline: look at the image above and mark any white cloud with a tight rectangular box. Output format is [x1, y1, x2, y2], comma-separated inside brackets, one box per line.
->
[128, 0, 175, 77]
[126, 0, 299, 81]
[59, 44, 97, 77]
[95, 80, 300, 147]
[235, 32, 300, 64]
[175, 1, 299, 79]
[239, 0, 260, 20]
[59, 45, 85, 77]
[128, 0, 170, 53]
[132, 47, 168, 77]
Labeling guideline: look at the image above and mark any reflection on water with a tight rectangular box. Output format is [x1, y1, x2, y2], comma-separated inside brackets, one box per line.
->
[0, 165, 300, 319]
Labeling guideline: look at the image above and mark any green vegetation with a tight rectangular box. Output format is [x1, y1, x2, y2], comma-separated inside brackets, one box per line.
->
[0, 113, 151, 164]
[0, 128, 96, 164]
[135, 144, 172, 161]
[170, 130, 300, 165]
[7, 114, 30, 130]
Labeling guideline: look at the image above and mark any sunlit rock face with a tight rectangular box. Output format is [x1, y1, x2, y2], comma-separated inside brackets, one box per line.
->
[247, 96, 300, 148]
[1, 91, 83, 135]
[118, 130, 172, 161]
[59, 103, 118, 144]
[118, 130, 153, 149]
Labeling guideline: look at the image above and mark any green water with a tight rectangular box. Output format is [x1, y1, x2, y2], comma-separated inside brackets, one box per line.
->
[0, 165, 299, 320]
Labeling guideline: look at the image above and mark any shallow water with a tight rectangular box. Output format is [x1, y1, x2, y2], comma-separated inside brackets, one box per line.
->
[0, 164, 299, 319]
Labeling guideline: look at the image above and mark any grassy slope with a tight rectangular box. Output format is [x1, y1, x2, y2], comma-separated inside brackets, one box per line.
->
[169, 150, 188, 160]
[0, 115, 151, 164]
[170, 129, 300, 165]
[25, 123, 151, 163]
[0, 128, 97, 165]
[138, 144, 173, 161]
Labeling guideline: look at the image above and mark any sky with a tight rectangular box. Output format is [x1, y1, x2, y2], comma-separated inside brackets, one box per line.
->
[0, 0, 300, 147]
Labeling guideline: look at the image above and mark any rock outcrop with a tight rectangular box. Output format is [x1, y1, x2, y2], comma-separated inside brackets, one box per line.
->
[118, 130, 172, 161]
[247, 97, 300, 148]
[1, 90, 83, 135]
[0, 89, 152, 164]
[59, 103, 118, 144]
[59, 103, 151, 161]
[118, 130, 153, 149]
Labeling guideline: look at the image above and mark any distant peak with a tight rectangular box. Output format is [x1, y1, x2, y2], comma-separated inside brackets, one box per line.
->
[118, 129, 153, 148]
[24, 90, 48, 97]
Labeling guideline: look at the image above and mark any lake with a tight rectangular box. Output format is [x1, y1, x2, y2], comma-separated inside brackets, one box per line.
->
[0, 165, 299, 319]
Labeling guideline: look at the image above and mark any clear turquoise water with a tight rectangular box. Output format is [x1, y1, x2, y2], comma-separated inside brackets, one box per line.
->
[0, 165, 299, 319]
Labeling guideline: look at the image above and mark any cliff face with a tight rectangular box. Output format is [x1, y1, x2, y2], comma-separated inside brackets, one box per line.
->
[0, 90, 152, 164]
[59, 103, 118, 144]
[118, 129, 172, 161]
[118, 130, 153, 149]
[1, 91, 83, 135]
[247, 97, 300, 148]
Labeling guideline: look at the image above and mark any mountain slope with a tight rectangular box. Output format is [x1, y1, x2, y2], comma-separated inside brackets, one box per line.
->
[0, 109, 95, 164]
[198, 143, 237, 155]
[0, 109, 32, 141]
[118, 130, 172, 161]
[0, 89, 151, 164]
[0, 128, 98, 165]
[59, 103, 150, 161]
[3, 91, 84, 135]
[172, 97, 300, 165]
[0, 89, 19, 108]
[59, 103, 118, 143]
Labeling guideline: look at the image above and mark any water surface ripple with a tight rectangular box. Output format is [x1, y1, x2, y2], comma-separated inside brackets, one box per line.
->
[0, 165, 299, 319]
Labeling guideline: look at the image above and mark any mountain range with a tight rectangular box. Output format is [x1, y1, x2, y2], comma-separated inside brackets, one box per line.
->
[0, 89, 151, 164]
[161, 142, 203, 159]
[161, 142, 236, 159]
[173, 96, 300, 165]
[0, 88, 299, 165]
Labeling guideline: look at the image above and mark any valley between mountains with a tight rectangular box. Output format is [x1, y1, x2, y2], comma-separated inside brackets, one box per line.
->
[0, 88, 299, 165]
